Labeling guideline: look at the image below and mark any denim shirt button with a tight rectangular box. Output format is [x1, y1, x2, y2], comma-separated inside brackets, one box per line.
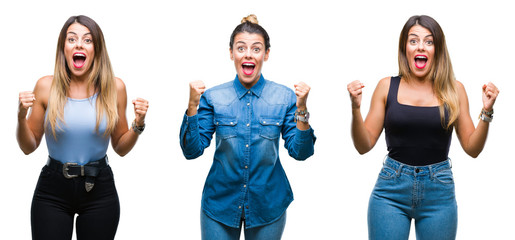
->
[415, 168, 420, 173]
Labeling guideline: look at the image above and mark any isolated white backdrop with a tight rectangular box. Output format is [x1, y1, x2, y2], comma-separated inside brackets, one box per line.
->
[1, 0, 513, 239]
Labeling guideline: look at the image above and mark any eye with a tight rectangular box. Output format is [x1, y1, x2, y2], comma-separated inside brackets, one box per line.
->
[253, 48, 260, 53]
[68, 37, 76, 43]
[84, 38, 92, 44]
[409, 39, 417, 45]
[238, 47, 245, 52]
[425, 40, 434, 46]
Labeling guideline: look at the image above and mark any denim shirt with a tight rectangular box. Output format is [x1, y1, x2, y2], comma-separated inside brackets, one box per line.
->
[180, 75, 316, 229]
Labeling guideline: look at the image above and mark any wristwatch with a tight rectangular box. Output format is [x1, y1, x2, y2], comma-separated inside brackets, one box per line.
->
[132, 120, 145, 134]
[294, 109, 310, 123]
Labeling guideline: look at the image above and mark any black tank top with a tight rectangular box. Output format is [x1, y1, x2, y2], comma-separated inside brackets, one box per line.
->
[384, 76, 453, 166]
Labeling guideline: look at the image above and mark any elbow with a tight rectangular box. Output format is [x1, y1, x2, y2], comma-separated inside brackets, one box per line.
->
[290, 149, 314, 161]
[22, 148, 33, 155]
[117, 152, 128, 157]
[357, 147, 372, 155]
[184, 155, 199, 160]
[467, 151, 481, 159]
[113, 147, 130, 157]
[182, 148, 204, 160]
[19, 145, 36, 155]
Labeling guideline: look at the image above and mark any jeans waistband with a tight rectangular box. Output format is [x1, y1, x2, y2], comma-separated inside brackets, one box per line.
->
[384, 156, 451, 176]
[45, 155, 108, 192]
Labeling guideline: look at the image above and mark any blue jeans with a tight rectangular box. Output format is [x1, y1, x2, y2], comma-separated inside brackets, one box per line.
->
[368, 157, 457, 240]
[200, 210, 286, 240]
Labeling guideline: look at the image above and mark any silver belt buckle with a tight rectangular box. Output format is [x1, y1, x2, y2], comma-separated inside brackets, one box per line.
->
[63, 162, 83, 179]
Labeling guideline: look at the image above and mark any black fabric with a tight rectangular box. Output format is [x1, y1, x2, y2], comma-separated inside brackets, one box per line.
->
[384, 76, 453, 166]
[31, 162, 119, 240]
[46, 156, 107, 179]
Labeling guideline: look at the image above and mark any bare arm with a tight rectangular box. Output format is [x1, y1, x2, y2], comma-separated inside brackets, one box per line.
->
[16, 76, 52, 154]
[455, 81, 499, 158]
[348, 77, 389, 154]
[111, 78, 149, 156]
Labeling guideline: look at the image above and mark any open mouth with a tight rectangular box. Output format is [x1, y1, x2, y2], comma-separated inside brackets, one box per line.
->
[242, 62, 255, 75]
[414, 55, 427, 69]
[73, 52, 87, 68]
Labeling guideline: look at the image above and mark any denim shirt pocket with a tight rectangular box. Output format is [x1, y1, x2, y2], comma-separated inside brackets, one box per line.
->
[214, 116, 238, 140]
[259, 117, 283, 140]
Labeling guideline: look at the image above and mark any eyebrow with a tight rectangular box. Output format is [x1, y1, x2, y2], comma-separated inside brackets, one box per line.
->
[67, 31, 92, 37]
[235, 41, 264, 46]
[409, 33, 433, 38]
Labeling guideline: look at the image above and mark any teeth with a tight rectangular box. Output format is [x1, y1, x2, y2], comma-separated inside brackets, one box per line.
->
[74, 53, 85, 57]
[243, 63, 255, 66]
[415, 56, 427, 59]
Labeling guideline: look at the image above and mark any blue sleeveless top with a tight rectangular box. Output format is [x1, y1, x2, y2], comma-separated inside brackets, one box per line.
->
[384, 76, 453, 166]
[45, 93, 110, 165]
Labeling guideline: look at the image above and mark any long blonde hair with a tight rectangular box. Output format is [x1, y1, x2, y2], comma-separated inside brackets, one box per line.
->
[398, 15, 459, 129]
[47, 15, 118, 138]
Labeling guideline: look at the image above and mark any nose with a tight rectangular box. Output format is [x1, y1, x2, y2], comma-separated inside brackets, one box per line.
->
[75, 39, 83, 49]
[243, 48, 252, 59]
[417, 41, 425, 51]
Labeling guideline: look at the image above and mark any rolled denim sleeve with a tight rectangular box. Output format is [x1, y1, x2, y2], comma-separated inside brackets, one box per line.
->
[179, 94, 215, 159]
[281, 94, 316, 160]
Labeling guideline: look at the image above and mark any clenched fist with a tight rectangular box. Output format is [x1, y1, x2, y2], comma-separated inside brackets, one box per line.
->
[187, 80, 206, 116]
[294, 82, 310, 110]
[482, 82, 499, 112]
[132, 98, 149, 127]
[18, 91, 36, 120]
[347, 80, 365, 109]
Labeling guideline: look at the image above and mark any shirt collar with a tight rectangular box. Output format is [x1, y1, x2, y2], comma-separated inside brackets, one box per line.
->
[233, 74, 266, 99]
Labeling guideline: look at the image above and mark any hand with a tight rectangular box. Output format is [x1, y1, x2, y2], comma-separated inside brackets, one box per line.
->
[482, 82, 499, 112]
[132, 98, 149, 126]
[189, 80, 206, 108]
[347, 80, 365, 109]
[18, 91, 35, 119]
[294, 82, 310, 110]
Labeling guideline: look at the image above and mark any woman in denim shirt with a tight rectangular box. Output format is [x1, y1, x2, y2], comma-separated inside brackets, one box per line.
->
[180, 14, 316, 240]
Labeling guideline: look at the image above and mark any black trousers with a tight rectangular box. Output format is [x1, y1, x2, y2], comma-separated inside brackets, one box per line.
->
[31, 164, 120, 240]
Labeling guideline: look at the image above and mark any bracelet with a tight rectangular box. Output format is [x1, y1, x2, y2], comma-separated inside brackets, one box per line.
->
[132, 120, 145, 134]
[478, 108, 493, 122]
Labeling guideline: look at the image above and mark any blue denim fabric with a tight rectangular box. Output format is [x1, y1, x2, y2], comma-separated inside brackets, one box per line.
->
[200, 210, 286, 240]
[180, 75, 316, 229]
[368, 156, 458, 240]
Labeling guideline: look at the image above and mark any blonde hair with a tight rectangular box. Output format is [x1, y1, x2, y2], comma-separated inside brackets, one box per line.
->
[398, 15, 459, 129]
[47, 15, 118, 138]
[241, 14, 259, 24]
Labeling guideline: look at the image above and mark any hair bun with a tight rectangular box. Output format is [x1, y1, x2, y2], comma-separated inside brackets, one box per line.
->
[241, 14, 259, 24]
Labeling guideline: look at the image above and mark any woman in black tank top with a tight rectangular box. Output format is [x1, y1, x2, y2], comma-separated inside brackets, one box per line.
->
[347, 15, 499, 240]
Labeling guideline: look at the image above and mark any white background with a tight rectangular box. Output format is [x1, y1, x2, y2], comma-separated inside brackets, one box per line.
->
[1, 0, 514, 239]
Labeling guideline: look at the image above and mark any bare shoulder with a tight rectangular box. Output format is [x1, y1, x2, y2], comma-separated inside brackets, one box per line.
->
[115, 77, 126, 92]
[377, 76, 391, 89]
[373, 76, 392, 101]
[455, 80, 468, 98]
[34, 75, 53, 91]
[33, 75, 53, 104]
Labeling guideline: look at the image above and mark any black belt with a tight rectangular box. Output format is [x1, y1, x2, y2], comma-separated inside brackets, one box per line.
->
[46, 155, 108, 192]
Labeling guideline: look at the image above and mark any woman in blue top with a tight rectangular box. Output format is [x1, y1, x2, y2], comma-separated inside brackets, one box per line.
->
[17, 15, 149, 240]
[180, 14, 316, 240]
[347, 15, 499, 239]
